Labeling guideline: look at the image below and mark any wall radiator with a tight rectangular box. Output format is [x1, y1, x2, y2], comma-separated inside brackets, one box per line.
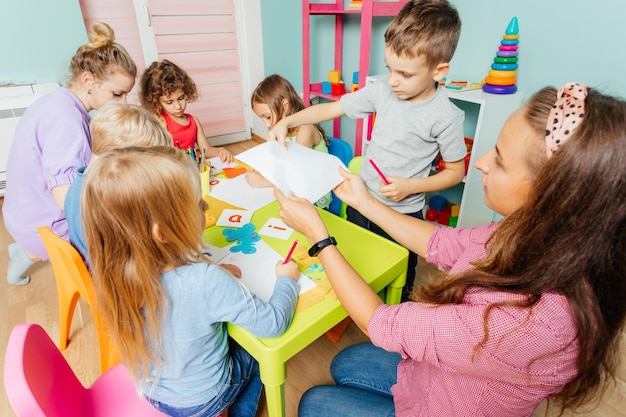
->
[0, 83, 59, 196]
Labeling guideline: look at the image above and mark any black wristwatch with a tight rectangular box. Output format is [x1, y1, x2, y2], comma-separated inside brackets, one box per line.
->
[308, 236, 337, 257]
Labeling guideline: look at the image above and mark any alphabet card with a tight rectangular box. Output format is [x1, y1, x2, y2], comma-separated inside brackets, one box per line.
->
[258, 218, 294, 239]
[217, 209, 253, 228]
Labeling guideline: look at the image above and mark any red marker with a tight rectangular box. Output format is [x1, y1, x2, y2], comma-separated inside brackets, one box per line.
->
[369, 159, 390, 185]
[284, 239, 299, 264]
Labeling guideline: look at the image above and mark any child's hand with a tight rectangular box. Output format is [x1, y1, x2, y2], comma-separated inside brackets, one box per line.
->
[267, 120, 289, 150]
[245, 170, 273, 188]
[220, 263, 242, 278]
[333, 167, 369, 210]
[276, 259, 299, 281]
[217, 148, 233, 164]
[380, 177, 413, 202]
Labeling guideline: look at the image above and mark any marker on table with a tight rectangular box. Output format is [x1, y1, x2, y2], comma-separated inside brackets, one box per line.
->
[369, 159, 390, 185]
[284, 239, 298, 264]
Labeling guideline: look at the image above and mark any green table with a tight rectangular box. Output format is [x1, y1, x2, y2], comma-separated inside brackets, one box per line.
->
[203, 201, 408, 417]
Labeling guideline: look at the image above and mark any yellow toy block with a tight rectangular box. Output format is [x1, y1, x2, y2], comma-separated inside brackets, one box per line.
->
[450, 204, 460, 217]
[328, 70, 341, 84]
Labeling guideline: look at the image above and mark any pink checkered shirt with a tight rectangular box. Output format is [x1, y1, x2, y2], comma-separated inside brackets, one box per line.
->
[369, 224, 579, 416]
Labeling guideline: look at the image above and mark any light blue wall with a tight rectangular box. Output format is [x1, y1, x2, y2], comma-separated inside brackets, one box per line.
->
[0, 0, 86, 85]
[260, 0, 626, 146]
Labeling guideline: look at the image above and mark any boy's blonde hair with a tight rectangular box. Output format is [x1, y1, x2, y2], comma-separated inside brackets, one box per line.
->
[384, 0, 461, 68]
[83, 146, 205, 381]
[91, 102, 172, 154]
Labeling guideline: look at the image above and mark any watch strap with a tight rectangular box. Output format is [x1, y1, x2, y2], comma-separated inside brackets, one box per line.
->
[308, 236, 337, 257]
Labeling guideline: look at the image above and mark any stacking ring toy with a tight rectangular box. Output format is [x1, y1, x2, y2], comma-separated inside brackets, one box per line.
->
[484, 76, 516, 86]
[494, 56, 517, 64]
[503, 34, 519, 40]
[488, 69, 517, 78]
[483, 84, 517, 94]
[491, 63, 518, 71]
[497, 50, 518, 58]
[501, 39, 519, 45]
[499, 45, 518, 51]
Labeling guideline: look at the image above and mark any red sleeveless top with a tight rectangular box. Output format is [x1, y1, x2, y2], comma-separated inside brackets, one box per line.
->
[161, 111, 198, 149]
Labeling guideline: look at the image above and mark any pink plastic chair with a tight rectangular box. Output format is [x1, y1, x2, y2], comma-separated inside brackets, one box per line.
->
[3, 323, 165, 417]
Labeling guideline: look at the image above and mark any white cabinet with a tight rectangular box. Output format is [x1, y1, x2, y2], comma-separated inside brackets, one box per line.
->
[364, 74, 523, 227]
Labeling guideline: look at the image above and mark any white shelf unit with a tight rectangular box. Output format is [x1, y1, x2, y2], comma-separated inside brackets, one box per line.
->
[363, 75, 523, 228]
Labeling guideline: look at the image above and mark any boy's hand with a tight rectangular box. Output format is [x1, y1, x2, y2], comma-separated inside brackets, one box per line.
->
[380, 177, 414, 202]
[276, 259, 300, 281]
[267, 120, 289, 150]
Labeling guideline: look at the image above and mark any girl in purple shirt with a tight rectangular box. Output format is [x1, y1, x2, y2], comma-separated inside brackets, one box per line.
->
[3, 22, 136, 285]
[276, 83, 626, 416]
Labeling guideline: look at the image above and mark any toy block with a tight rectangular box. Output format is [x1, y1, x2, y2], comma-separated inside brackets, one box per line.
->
[351, 83, 359, 92]
[437, 211, 450, 225]
[328, 70, 341, 84]
[331, 82, 345, 95]
[448, 216, 458, 227]
[352, 71, 359, 84]
[322, 81, 332, 94]
[428, 195, 447, 212]
[440, 207, 452, 216]
[450, 204, 460, 217]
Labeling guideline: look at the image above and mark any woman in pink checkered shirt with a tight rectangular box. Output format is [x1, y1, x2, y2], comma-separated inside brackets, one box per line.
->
[276, 83, 626, 416]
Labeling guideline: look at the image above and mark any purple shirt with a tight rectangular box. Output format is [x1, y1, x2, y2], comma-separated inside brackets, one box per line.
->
[369, 224, 579, 416]
[3, 88, 92, 260]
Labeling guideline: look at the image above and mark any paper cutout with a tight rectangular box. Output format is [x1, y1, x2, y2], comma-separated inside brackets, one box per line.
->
[223, 223, 261, 254]
[236, 141, 347, 204]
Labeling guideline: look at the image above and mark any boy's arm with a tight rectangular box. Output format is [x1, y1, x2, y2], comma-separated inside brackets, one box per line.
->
[268, 101, 345, 148]
[194, 116, 234, 164]
[381, 159, 465, 202]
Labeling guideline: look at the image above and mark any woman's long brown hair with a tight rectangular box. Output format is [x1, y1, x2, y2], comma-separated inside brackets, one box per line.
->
[415, 87, 626, 412]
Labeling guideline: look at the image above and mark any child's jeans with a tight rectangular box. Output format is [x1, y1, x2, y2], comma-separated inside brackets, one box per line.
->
[147, 339, 262, 417]
[298, 342, 401, 417]
[346, 206, 423, 301]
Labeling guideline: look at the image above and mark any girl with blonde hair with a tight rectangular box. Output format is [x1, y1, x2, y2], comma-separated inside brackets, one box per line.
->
[83, 146, 300, 417]
[3, 21, 137, 285]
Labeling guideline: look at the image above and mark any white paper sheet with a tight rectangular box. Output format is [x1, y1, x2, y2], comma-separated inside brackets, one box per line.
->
[208, 175, 276, 211]
[217, 239, 316, 301]
[236, 141, 347, 203]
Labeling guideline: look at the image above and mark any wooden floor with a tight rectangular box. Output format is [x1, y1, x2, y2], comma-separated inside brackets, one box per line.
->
[1, 137, 623, 417]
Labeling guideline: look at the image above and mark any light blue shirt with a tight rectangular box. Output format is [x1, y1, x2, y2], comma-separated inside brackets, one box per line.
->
[143, 262, 299, 407]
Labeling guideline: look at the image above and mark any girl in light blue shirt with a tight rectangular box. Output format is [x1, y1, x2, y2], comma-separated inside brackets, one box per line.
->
[82, 146, 300, 417]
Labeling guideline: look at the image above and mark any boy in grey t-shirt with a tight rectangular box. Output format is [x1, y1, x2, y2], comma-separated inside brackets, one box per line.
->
[269, 0, 467, 300]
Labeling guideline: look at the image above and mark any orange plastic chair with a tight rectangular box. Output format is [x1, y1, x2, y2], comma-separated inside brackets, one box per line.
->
[37, 226, 119, 373]
[4, 323, 164, 417]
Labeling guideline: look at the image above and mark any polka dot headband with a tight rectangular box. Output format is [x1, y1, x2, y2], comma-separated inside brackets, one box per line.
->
[545, 82, 588, 158]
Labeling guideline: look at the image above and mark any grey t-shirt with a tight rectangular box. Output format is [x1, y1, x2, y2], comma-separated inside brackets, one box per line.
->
[341, 81, 466, 213]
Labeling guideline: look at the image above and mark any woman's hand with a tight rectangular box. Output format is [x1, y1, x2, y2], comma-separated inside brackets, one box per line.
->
[274, 188, 329, 244]
[333, 167, 370, 210]
[275, 259, 300, 281]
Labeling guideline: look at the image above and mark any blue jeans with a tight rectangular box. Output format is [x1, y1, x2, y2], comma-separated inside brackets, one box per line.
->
[148, 339, 262, 417]
[298, 342, 402, 417]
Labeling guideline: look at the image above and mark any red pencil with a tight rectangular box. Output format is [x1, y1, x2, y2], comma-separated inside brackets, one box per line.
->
[369, 159, 391, 185]
[284, 239, 299, 264]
